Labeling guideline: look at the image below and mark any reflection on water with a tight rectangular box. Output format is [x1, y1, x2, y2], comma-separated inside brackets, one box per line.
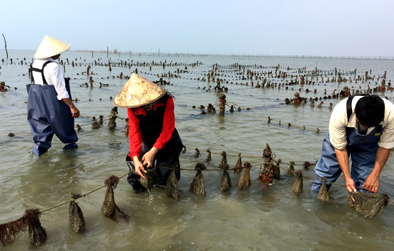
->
[0, 50, 393, 250]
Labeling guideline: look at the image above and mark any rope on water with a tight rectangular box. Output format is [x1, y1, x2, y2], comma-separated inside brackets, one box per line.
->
[40, 173, 129, 214]
[185, 147, 317, 167]
[267, 116, 325, 134]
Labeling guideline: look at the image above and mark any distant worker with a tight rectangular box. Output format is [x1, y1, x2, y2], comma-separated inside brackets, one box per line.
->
[312, 95, 394, 194]
[27, 35, 80, 155]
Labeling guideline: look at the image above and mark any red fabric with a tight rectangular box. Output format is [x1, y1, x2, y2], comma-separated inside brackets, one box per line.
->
[260, 170, 273, 183]
[127, 97, 175, 160]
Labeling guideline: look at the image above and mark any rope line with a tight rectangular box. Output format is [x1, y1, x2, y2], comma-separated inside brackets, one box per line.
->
[2, 156, 392, 227]
[40, 172, 130, 214]
[187, 148, 317, 167]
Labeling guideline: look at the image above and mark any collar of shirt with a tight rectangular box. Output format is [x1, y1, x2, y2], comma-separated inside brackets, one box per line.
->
[34, 58, 57, 65]
[134, 101, 164, 116]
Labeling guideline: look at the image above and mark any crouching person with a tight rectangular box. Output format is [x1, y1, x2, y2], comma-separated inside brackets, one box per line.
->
[113, 73, 183, 193]
[311, 95, 394, 194]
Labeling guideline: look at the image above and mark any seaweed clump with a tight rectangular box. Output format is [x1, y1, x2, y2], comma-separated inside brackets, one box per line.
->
[205, 148, 211, 161]
[273, 159, 281, 180]
[165, 162, 181, 201]
[219, 151, 227, 169]
[27, 209, 47, 246]
[259, 144, 274, 183]
[287, 161, 295, 176]
[140, 167, 161, 192]
[101, 175, 127, 219]
[238, 162, 252, 189]
[194, 148, 200, 158]
[292, 170, 303, 195]
[347, 192, 390, 219]
[220, 164, 231, 192]
[190, 162, 207, 195]
[69, 193, 86, 233]
[317, 177, 329, 202]
[108, 106, 118, 130]
[0, 209, 47, 246]
[232, 153, 243, 173]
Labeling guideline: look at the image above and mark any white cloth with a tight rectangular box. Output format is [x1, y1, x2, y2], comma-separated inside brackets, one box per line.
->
[329, 96, 394, 150]
[31, 58, 69, 100]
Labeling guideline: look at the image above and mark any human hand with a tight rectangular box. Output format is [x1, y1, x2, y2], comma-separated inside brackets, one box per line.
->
[345, 177, 356, 193]
[133, 159, 146, 179]
[141, 147, 158, 168]
[363, 174, 379, 193]
[71, 106, 80, 118]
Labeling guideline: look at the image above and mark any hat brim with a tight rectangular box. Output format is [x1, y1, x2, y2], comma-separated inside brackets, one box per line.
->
[113, 73, 167, 108]
[34, 35, 71, 59]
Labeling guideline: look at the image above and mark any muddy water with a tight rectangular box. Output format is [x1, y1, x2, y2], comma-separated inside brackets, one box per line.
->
[1, 50, 393, 250]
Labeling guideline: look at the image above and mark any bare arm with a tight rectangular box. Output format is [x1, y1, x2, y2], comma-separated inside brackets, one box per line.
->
[62, 98, 80, 118]
[363, 147, 390, 193]
[334, 148, 356, 192]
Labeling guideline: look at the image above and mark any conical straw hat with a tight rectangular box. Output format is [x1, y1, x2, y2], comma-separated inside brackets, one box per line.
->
[113, 73, 166, 108]
[34, 35, 71, 59]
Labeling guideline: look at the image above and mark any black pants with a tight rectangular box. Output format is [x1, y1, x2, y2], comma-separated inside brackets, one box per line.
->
[126, 129, 183, 189]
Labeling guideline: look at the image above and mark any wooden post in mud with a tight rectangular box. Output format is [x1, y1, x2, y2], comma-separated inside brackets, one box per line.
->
[107, 46, 109, 58]
[2, 33, 8, 59]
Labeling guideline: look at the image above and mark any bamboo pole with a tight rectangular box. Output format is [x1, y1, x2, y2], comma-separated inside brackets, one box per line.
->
[2, 33, 8, 59]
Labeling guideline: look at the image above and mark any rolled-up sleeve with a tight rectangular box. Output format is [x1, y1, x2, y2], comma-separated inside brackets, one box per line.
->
[378, 99, 394, 149]
[329, 99, 348, 149]
[48, 63, 70, 100]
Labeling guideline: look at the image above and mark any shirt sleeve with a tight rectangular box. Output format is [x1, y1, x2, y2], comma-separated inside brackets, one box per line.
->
[153, 97, 175, 149]
[127, 108, 143, 159]
[48, 63, 70, 100]
[378, 99, 394, 149]
[329, 99, 348, 149]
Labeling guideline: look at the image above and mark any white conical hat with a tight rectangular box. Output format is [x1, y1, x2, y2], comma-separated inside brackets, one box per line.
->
[34, 35, 71, 59]
[113, 73, 166, 108]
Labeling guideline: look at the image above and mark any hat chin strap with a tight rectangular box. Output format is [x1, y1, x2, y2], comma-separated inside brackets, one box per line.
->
[144, 101, 157, 111]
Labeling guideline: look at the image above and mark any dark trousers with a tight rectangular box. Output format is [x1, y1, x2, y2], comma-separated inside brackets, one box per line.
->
[126, 129, 183, 189]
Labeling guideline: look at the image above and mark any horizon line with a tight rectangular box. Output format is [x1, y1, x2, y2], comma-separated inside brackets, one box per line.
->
[1, 49, 394, 61]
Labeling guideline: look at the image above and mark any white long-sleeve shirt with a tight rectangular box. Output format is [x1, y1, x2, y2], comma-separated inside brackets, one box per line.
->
[329, 96, 394, 150]
[31, 58, 69, 100]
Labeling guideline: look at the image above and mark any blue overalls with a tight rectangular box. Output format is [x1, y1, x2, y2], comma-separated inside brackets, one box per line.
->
[27, 61, 78, 155]
[311, 96, 383, 192]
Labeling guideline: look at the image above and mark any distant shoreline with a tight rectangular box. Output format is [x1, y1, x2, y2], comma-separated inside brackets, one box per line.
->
[1, 49, 393, 61]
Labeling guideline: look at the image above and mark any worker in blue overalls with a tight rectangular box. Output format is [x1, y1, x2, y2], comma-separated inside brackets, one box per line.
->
[311, 95, 394, 194]
[27, 35, 80, 155]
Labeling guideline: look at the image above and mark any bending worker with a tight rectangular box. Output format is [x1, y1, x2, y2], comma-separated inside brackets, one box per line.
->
[312, 95, 394, 194]
[113, 73, 183, 193]
[27, 35, 79, 155]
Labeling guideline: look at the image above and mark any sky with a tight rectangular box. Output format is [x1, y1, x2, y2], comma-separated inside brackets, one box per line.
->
[1, 0, 394, 57]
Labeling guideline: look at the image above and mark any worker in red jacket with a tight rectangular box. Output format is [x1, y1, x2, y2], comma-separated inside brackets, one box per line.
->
[114, 73, 183, 193]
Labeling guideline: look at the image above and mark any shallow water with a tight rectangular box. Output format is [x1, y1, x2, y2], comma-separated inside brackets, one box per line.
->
[1, 50, 394, 250]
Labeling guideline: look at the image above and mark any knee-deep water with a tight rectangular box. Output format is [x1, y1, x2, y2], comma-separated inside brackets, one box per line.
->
[1, 50, 394, 250]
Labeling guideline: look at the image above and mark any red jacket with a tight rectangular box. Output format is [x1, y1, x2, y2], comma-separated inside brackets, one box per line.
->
[127, 97, 175, 159]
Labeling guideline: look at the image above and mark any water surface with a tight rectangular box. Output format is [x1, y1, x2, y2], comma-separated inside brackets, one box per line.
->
[1, 50, 393, 250]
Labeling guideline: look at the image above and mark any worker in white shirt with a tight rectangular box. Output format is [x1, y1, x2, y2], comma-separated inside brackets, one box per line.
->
[311, 95, 394, 194]
[27, 35, 79, 155]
